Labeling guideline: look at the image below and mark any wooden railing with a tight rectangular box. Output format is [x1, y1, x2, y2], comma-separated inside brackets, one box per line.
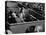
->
[9, 20, 45, 26]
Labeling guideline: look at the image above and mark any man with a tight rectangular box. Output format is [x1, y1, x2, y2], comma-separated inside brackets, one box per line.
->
[25, 26, 36, 33]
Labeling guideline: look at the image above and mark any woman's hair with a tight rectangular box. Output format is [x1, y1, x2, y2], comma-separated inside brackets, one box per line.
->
[35, 25, 44, 32]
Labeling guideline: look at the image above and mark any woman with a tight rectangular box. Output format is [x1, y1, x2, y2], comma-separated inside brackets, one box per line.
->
[35, 25, 44, 32]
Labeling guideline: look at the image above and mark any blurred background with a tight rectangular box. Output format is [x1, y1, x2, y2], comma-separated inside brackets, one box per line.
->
[5, 1, 45, 34]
